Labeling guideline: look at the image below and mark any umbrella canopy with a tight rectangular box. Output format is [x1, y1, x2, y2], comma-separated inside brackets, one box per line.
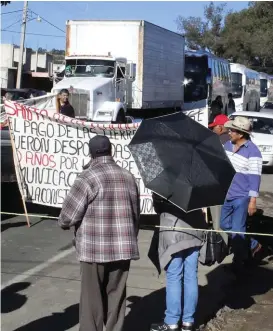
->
[128, 112, 235, 212]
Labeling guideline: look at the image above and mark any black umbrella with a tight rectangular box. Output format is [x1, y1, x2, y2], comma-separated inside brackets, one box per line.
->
[128, 112, 235, 212]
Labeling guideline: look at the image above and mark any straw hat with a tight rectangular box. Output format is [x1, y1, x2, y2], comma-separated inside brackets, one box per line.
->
[224, 116, 252, 134]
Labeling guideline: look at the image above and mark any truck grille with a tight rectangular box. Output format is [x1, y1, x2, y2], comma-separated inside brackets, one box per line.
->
[69, 92, 89, 118]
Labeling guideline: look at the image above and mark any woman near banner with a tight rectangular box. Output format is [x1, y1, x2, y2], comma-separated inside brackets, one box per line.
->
[56, 89, 75, 118]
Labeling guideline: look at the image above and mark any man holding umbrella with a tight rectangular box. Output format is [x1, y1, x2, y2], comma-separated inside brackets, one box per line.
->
[220, 116, 263, 274]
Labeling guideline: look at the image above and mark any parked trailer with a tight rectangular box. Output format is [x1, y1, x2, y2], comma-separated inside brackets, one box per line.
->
[52, 20, 185, 123]
[230, 63, 260, 112]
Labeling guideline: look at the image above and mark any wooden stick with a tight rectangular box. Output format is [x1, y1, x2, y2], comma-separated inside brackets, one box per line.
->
[202, 207, 209, 223]
[7, 118, 31, 227]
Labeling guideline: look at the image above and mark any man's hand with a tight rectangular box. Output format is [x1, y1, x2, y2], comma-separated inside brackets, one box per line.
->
[248, 198, 257, 216]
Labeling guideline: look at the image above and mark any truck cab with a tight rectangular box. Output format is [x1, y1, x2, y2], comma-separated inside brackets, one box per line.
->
[52, 54, 136, 123]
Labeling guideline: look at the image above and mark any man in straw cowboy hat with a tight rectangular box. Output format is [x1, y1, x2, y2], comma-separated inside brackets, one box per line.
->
[220, 116, 263, 274]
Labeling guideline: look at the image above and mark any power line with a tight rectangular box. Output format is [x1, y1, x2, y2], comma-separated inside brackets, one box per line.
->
[1, 29, 65, 38]
[2, 18, 22, 30]
[1, 9, 23, 15]
[29, 9, 65, 33]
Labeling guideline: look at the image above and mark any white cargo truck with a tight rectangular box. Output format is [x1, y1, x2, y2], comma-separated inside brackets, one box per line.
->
[52, 20, 185, 123]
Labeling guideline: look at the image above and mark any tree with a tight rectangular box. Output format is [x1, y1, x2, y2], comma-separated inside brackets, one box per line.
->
[37, 47, 47, 53]
[176, 1, 273, 74]
[222, 2, 273, 72]
[1, 1, 11, 5]
[176, 2, 227, 55]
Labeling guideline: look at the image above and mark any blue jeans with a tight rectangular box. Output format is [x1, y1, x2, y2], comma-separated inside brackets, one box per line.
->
[220, 197, 259, 263]
[164, 247, 199, 325]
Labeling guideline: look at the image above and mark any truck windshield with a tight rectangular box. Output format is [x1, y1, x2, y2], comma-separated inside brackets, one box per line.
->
[260, 79, 268, 97]
[231, 73, 243, 99]
[184, 56, 208, 102]
[65, 59, 115, 78]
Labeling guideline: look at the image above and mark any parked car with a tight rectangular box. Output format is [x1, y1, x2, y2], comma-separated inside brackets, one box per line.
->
[229, 111, 273, 167]
[0, 126, 17, 182]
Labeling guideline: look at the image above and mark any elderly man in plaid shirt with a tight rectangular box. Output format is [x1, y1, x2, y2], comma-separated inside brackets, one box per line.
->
[58, 135, 140, 331]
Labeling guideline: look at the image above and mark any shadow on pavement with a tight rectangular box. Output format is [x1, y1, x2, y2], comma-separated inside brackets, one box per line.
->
[123, 262, 273, 331]
[124, 291, 166, 331]
[1, 282, 31, 314]
[248, 213, 273, 256]
[12, 304, 79, 331]
[1, 221, 27, 232]
[224, 265, 273, 310]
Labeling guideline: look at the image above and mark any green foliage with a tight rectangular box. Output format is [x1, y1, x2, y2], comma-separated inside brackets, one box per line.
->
[176, 2, 227, 54]
[177, 1, 273, 74]
[1, 1, 11, 6]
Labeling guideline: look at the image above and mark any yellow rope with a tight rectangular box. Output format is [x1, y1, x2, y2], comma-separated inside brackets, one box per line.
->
[1, 211, 58, 219]
[154, 225, 273, 238]
[1, 211, 273, 237]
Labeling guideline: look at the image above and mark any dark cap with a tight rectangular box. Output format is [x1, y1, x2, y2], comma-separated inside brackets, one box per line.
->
[89, 135, 112, 158]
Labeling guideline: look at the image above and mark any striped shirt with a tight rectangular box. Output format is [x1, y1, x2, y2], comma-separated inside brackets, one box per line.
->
[224, 140, 262, 200]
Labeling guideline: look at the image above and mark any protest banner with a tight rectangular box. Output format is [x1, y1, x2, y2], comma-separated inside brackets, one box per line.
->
[5, 100, 155, 214]
[5, 100, 209, 216]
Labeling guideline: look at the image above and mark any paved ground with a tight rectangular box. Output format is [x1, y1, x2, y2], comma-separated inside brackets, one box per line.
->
[1, 172, 273, 331]
[204, 262, 273, 331]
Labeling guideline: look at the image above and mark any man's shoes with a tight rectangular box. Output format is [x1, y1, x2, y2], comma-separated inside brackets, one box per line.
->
[150, 322, 179, 331]
[251, 243, 262, 258]
[181, 322, 194, 331]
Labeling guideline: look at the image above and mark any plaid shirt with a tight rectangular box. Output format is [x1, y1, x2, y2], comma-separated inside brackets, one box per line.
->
[58, 156, 140, 263]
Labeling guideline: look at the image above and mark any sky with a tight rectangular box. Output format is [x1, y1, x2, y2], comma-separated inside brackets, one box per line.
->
[1, 1, 249, 51]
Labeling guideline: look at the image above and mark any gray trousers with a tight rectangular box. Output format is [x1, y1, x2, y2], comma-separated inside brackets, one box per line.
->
[80, 260, 130, 331]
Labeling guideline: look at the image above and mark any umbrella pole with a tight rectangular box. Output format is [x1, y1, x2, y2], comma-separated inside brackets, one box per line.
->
[203, 208, 209, 223]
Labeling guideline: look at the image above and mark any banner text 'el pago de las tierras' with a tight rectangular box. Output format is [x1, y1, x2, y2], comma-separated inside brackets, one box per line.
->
[5, 100, 208, 214]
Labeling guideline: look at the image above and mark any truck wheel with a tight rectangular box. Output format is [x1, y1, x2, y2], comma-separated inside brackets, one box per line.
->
[115, 109, 126, 124]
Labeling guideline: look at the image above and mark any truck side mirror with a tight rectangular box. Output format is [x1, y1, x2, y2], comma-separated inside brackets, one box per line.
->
[125, 63, 136, 80]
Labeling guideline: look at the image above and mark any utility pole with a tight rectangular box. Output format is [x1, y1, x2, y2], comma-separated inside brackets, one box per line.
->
[16, 1, 28, 89]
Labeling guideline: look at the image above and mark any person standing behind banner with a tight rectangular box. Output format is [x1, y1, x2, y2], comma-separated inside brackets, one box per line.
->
[56, 89, 75, 118]
[58, 135, 140, 331]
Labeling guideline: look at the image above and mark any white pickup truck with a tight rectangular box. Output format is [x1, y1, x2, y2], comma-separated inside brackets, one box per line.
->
[52, 20, 185, 123]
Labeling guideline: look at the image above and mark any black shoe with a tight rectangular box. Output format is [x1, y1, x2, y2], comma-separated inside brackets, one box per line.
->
[182, 322, 194, 331]
[150, 322, 179, 331]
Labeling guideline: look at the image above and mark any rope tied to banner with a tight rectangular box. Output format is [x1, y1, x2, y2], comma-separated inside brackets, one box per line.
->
[1, 211, 273, 238]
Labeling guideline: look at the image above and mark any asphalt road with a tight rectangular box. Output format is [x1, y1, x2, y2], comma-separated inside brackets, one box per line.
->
[1, 172, 273, 331]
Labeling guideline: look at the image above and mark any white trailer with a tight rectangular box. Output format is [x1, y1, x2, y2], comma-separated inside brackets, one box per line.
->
[52, 20, 185, 122]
